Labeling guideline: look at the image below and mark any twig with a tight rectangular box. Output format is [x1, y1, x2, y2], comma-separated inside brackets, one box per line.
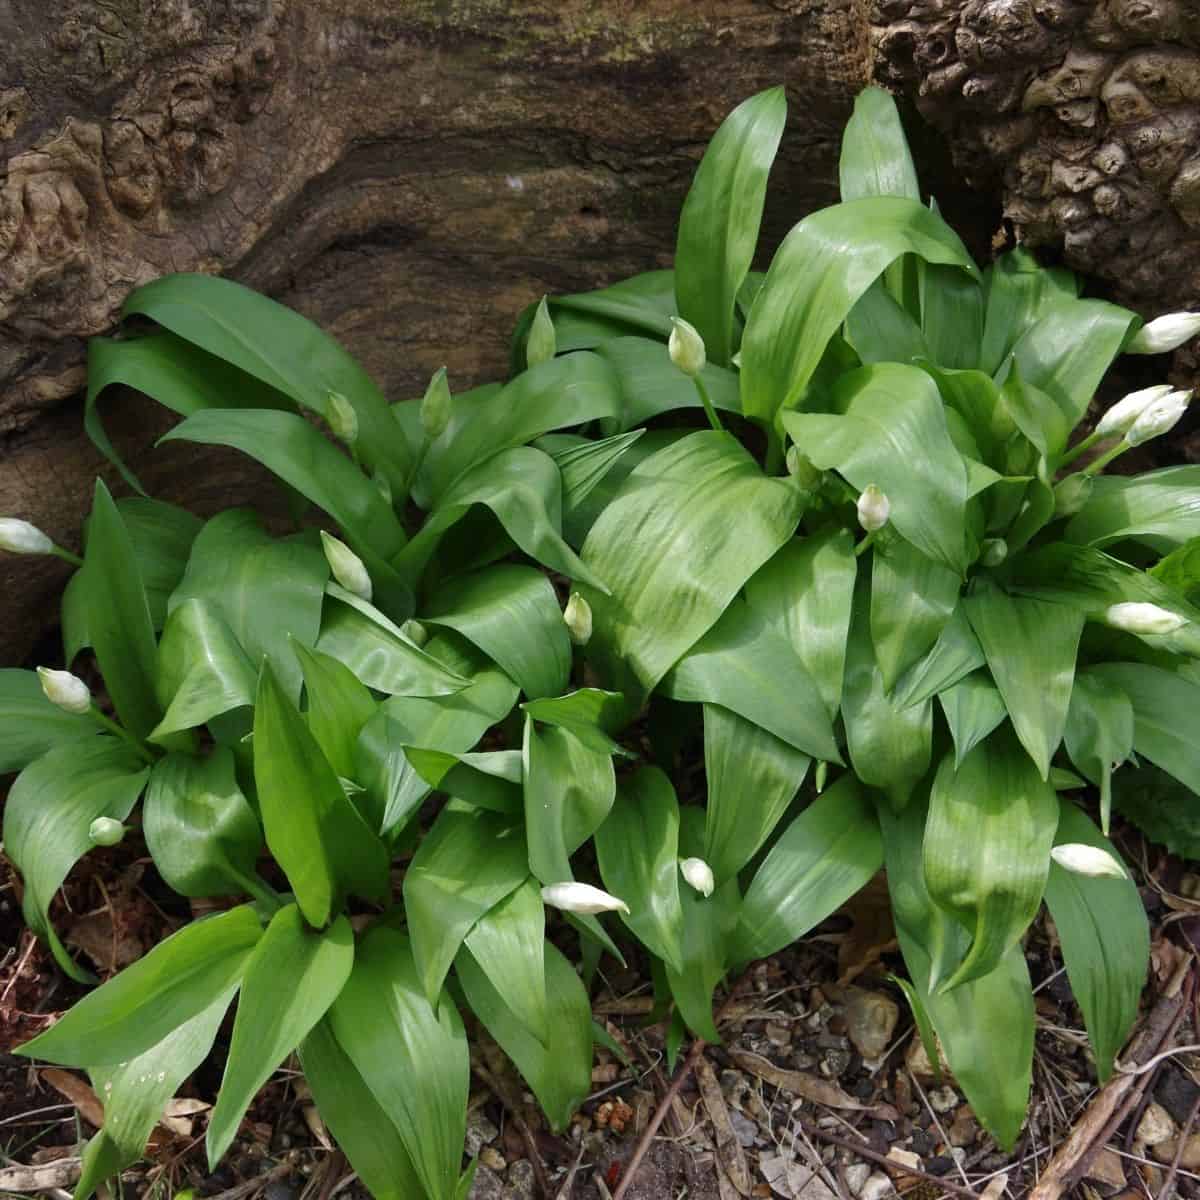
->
[1159, 1092, 1200, 1200]
[0, 1157, 82, 1194]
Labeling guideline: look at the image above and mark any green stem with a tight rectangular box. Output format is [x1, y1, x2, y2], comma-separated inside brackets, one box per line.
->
[1082, 441, 1130, 476]
[88, 707, 155, 765]
[49, 545, 84, 568]
[1056, 429, 1106, 471]
[692, 376, 724, 433]
[854, 530, 879, 558]
[225, 864, 284, 913]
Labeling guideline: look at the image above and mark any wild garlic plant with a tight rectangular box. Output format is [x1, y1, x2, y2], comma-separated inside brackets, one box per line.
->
[2, 86, 1199, 1196]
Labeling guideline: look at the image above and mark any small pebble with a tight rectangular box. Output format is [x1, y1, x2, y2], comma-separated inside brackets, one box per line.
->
[1136, 1102, 1177, 1148]
[766, 1021, 792, 1048]
[1153, 1133, 1200, 1170]
[263, 1183, 295, 1200]
[819, 1048, 852, 1077]
[925, 1157, 955, 1176]
[928, 1086, 959, 1114]
[465, 1111, 500, 1156]
[860, 1171, 895, 1200]
[730, 1108, 759, 1148]
[478, 1147, 506, 1172]
[844, 989, 899, 1061]
[844, 1163, 871, 1195]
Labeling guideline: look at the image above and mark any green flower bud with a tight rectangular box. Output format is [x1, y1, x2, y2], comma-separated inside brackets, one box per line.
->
[980, 538, 1008, 567]
[327, 391, 358, 446]
[563, 592, 592, 645]
[526, 296, 557, 368]
[1053, 474, 1093, 517]
[89, 817, 126, 847]
[420, 367, 452, 441]
[320, 531, 372, 601]
[668, 317, 706, 378]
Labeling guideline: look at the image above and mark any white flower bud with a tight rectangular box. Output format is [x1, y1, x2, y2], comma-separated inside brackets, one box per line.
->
[320, 531, 372, 602]
[327, 391, 358, 446]
[541, 882, 630, 915]
[785, 446, 822, 489]
[814, 761, 828, 793]
[563, 592, 592, 646]
[1053, 474, 1093, 517]
[1103, 601, 1188, 636]
[526, 296, 557, 368]
[980, 538, 1008, 567]
[1125, 389, 1191, 447]
[1050, 843, 1126, 879]
[1126, 312, 1200, 355]
[401, 619, 428, 647]
[679, 857, 715, 898]
[37, 666, 92, 714]
[1094, 385, 1172, 438]
[668, 317, 706, 378]
[88, 817, 127, 847]
[856, 484, 890, 533]
[0, 518, 54, 556]
[420, 367, 452, 441]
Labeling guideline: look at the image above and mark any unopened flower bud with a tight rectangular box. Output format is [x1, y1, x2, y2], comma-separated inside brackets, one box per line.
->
[374, 471, 393, 507]
[401, 619, 428, 647]
[563, 592, 592, 645]
[320, 531, 372, 602]
[1095, 385, 1172, 438]
[980, 538, 1008, 567]
[1103, 601, 1188, 636]
[0, 518, 54, 556]
[814, 761, 829, 793]
[856, 484, 890, 533]
[1050, 843, 1125, 879]
[88, 817, 127, 847]
[327, 391, 358, 446]
[785, 446, 822, 489]
[668, 317, 706, 378]
[1125, 389, 1191, 447]
[37, 666, 91, 714]
[420, 367, 452, 442]
[1053, 474, 1093, 517]
[679, 857, 714, 898]
[526, 296, 557, 368]
[541, 881, 630, 915]
[1126, 312, 1200, 355]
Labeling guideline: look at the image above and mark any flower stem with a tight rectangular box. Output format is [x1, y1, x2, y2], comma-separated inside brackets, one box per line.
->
[1056, 429, 1106, 471]
[855, 530, 879, 558]
[49, 545, 84, 568]
[1082, 441, 1130, 476]
[692, 376, 724, 433]
[89, 707, 155, 765]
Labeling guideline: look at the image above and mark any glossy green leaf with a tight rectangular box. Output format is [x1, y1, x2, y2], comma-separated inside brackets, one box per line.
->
[844, 279, 928, 365]
[18, 906, 262, 1065]
[330, 925, 469, 1200]
[922, 262, 984, 371]
[741, 197, 979, 427]
[838, 86, 920, 202]
[892, 604, 985, 709]
[208, 905, 355, 1166]
[737, 775, 883, 960]
[964, 583, 1084, 779]
[675, 85, 787, 365]
[978, 245, 1077, 375]
[404, 803, 528, 1002]
[923, 728, 1059, 990]
[143, 749, 264, 898]
[1065, 466, 1200, 551]
[404, 747, 522, 816]
[1064, 671, 1134, 835]
[519, 689, 628, 756]
[578, 430, 806, 703]
[253, 661, 390, 927]
[542, 429, 647, 513]
[1044, 802, 1148, 1081]
[594, 338, 741, 428]
[938, 673, 1007, 767]
[0, 670, 97, 774]
[291, 641, 378, 781]
[4, 739, 149, 981]
[1151, 536, 1200, 604]
[997, 361, 1072, 460]
[552, 270, 676, 340]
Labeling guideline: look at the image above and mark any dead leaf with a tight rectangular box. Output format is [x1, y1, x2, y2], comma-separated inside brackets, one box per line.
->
[759, 1154, 837, 1200]
[41, 1067, 105, 1129]
[981, 1173, 1008, 1200]
[64, 910, 145, 974]
[0, 1157, 82, 1192]
[159, 1096, 210, 1137]
[837, 873, 897, 985]
[728, 1049, 865, 1112]
[696, 1056, 752, 1196]
[302, 1104, 332, 1151]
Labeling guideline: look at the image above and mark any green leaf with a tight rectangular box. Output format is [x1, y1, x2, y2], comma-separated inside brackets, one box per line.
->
[404, 747, 522, 816]
[661, 600, 840, 762]
[1064, 671, 1134, 835]
[923, 728, 1059, 991]
[4, 739, 149, 981]
[784, 363, 970, 573]
[838, 86, 920, 202]
[1065, 466, 1200, 551]
[737, 775, 883, 961]
[578, 431, 807, 704]
[675, 85, 787, 366]
[892, 603, 984, 708]
[543, 429, 647, 512]
[18, 906, 262, 1065]
[978, 246, 1078, 375]
[1113, 763, 1200, 859]
[743, 531, 857, 717]
[593, 339, 742, 428]
[740, 197, 979, 428]
[298, 1018, 425, 1200]
[703, 704, 809, 887]
[938, 673, 1007, 767]
[329, 925, 469, 1200]
[404, 803, 528, 1002]
[964, 583, 1084, 779]
[519, 689, 629, 756]
[291, 641, 378, 781]
[1151, 536, 1200, 603]
[458, 940, 593, 1132]
[845, 279, 928, 365]
[921, 262, 984, 371]
[0, 670, 98, 774]
[208, 905, 355, 1166]
[1044, 802, 1148, 1081]
[253, 661, 390, 927]
[552, 270, 677, 340]
[595, 767, 686, 974]
[424, 565, 571, 700]
[996, 361, 1072, 460]
[143, 749, 264, 898]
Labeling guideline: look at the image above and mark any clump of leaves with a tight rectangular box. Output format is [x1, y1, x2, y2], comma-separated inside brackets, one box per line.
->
[3, 85, 1199, 1194]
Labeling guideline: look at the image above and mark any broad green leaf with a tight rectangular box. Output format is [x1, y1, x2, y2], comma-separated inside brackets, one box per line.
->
[0, 670, 97, 773]
[964, 583, 1084, 779]
[924, 728, 1059, 990]
[330, 925, 469, 1200]
[461, 878, 548, 1041]
[18, 906, 262, 1065]
[424, 565, 571, 700]
[542, 429, 647, 513]
[292, 641, 377, 781]
[578, 431, 806, 703]
[404, 747, 522, 816]
[703, 704, 809, 886]
[4, 739, 149, 981]
[892, 604, 985, 708]
[997, 361, 1072, 459]
[121, 273, 412, 493]
[737, 776, 883, 960]
[552, 270, 677, 340]
[1044, 802, 1148, 1081]
[143, 749, 264, 898]
[938, 673, 1007, 767]
[76, 987, 234, 1200]
[675, 85, 787, 365]
[744, 531, 857, 717]
[1151, 536, 1200, 603]
[593, 339, 741, 428]
[979, 245, 1078, 375]
[1064, 671, 1134, 834]
[1065, 466, 1200, 551]
[208, 906, 355, 1166]
[458, 940, 592, 1132]
[844, 279, 928, 365]
[595, 767, 686, 973]
[404, 803, 528, 1002]
[741, 197, 979, 427]
[838, 86, 920, 203]
[299, 1018, 424, 1200]
[169, 510, 327, 702]
[922, 262, 984, 371]
[784, 363, 970, 572]
[1113, 763, 1200, 859]
[662, 600, 840, 762]
[253, 662, 389, 927]
[520, 689, 629, 756]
